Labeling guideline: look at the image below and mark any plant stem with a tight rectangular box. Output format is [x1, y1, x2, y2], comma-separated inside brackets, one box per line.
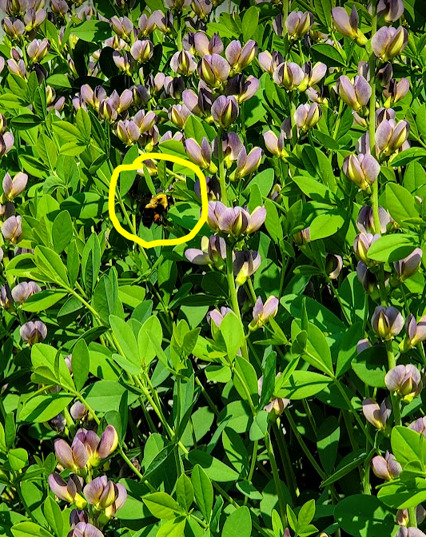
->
[217, 129, 227, 204]
[409, 506, 418, 527]
[265, 429, 287, 523]
[385, 340, 401, 426]
[368, 2, 380, 235]
[226, 243, 248, 359]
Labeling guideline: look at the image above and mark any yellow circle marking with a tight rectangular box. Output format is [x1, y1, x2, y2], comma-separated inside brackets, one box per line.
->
[109, 152, 208, 249]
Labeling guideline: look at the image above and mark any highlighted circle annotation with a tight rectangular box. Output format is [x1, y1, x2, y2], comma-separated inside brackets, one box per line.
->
[108, 152, 209, 249]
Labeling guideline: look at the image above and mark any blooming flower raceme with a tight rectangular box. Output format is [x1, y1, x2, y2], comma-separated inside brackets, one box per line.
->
[207, 202, 266, 237]
[394, 248, 423, 281]
[48, 474, 86, 507]
[385, 364, 423, 402]
[332, 6, 367, 45]
[372, 306, 404, 340]
[20, 320, 47, 345]
[250, 296, 279, 330]
[342, 153, 380, 191]
[362, 397, 391, 429]
[371, 451, 402, 480]
[372, 26, 408, 61]
[185, 235, 226, 268]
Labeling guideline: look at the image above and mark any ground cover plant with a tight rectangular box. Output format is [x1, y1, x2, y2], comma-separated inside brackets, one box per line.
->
[0, 0, 425, 536]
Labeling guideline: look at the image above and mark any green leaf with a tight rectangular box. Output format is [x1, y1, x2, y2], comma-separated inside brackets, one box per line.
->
[19, 393, 74, 423]
[309, 212, 345, 240]
[11, 522, 54, 537]
[222, 506, 252, 537]
[34, 246, 69, 287]
[143, 492, 183, 520]
[276, 370, 330, 399]
[82, 233, 101, 293]
[52, 211, 73, 254]
[242, 6, 259, 39]
[191, 465, 213, 522]
[157, 518, 186, 537]
[43, 497, 64, 537]
[21, 289, 67, 312]
[8, 448, 28, 471]
[385, 183, 419, 225]
[176, 474, 194, 511]
[311, 43, 345, 67]
[72, 339, 90, 391]
[367, 234, 418, 263]
[352, 346, 387, 388]
[334, 495, 394, 537]
[83, 380, 129, 413]
[188, 450, 239, 482]
[220, 312, 245, 361]
[138, 315, 163, 367]
[233, 355, 258, 406]
[391, 426, 425, 467]
[222, 428, 250, 474]
[249, 410, 269, 441]
[110, 315, 139, 366]
[314, 0, 333, 28]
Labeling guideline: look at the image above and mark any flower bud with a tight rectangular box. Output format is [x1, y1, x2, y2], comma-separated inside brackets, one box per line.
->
[342, 154, 380, 190]
[225, 40, 258, 72]
[0, 131, 15, 156]
[357, 205, 393, 234]
[404, 314, 426, 350]
[385, 364, 423, 402]
[371, 452, 402, 480]
[264, 130, 289, 160]
[68, 523, 105, 537]
[376, 119, 409, 158]
[357, 261, 377, 294]
[394, 248, 423, 281]
[27, 39, 50, 63]
[211, 95, 239, 128]
[372, 26, 408, 61]
[286, 11, 313, 39]
[20, 320, 47, 345]
[377, 0, 404, 22]
[294, 102, 322, 132]
[209, 306, 233, 328]
[362, 397, 391, 429]
[326, 254, 343, 279]
[130, 40, 154, 63]
[353, 233, 380, 264]
[168, 104, 190, 128]
[258, 51, 284, 75]
[332, 6, 367, 45]
[2, 172, 28, 200]
[97, 425, 119, 459]
[0, 284, 13, 309]
[371, 306, 404, 340]
[70, 402, 88, 421]
[234, 250, 262, 286]
[273, 62, 305, 90]
[11, 281, 41, 304]
[338, 75, 371, 111]
[2, 215, 22, 243]
[116, 120, 140, 146]
[185, 137, 217, 173]
[2, 17, 25, 39]
[232, 146, 263, 179]
[250, 296, 279, 329]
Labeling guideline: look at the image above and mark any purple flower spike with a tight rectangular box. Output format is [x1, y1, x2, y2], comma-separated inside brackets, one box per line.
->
[371, 305, 404, 340]
[211, 95, 239, 128]
[362, 398, 391, 429]
[372, 26, 408, 61]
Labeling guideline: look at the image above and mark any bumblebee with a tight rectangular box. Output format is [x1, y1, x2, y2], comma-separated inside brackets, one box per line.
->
[142, 193, 173, 228]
